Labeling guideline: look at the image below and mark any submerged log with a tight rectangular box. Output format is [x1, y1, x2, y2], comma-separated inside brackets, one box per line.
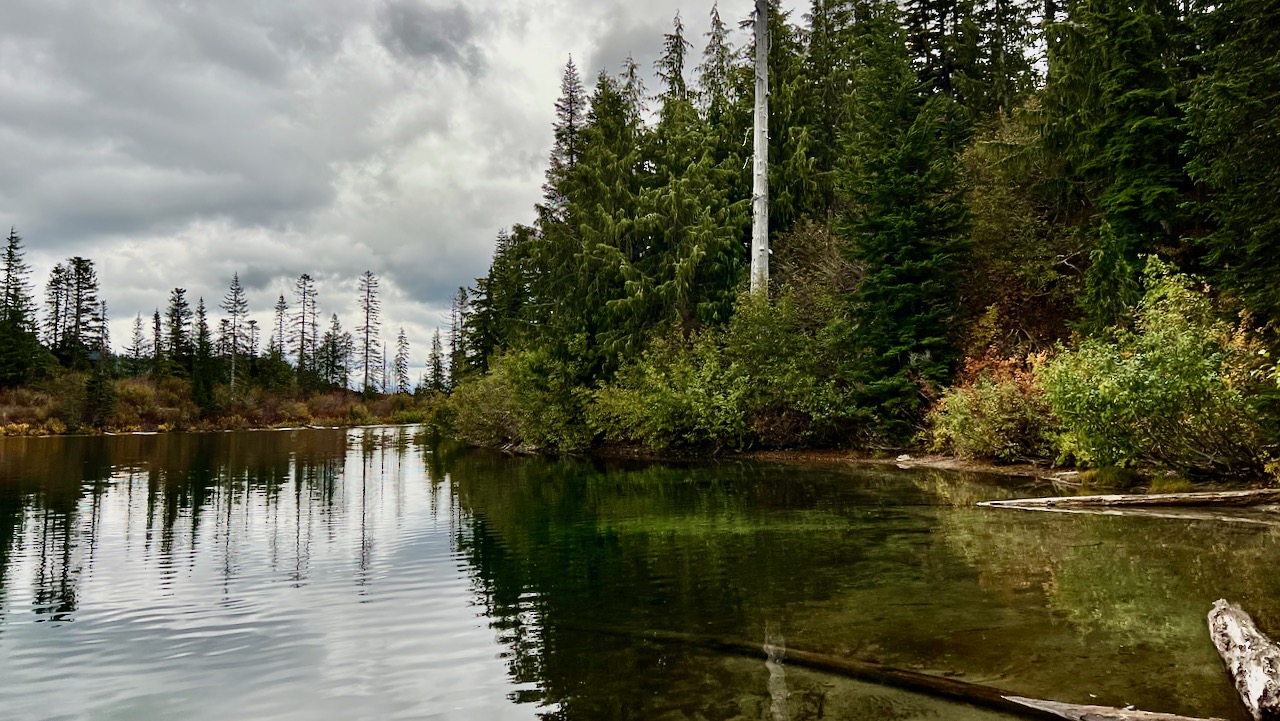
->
[980, 489, 1280, 511]
[572, 624, 1221, 720]
[1208, 600, 1280, 721]
[1005, 697, 1227, 720]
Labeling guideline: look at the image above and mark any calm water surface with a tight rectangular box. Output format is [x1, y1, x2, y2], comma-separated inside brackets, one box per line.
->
[0, 427, 1272, 720]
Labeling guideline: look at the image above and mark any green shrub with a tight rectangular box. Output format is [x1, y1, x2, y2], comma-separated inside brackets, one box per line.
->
[1038, 259, 1277, 479]
[449, 355, 523, 448]
[927, 357, 1059, 463]
[592, 331, 750, 450]
[501, 347, 595, 450]
[724, 290, 862, 447]
[591, 290, 864, 451]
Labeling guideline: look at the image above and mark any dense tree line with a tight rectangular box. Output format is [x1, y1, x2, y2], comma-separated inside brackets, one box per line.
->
[449, 0, 1280, 463]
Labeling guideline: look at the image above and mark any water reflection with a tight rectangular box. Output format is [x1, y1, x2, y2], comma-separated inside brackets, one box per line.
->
[0, 431, 1269, 720]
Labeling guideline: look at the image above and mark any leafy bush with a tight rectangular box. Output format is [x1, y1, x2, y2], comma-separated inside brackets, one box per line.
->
[1038, 260, 1277, 478]
[449, 354, 523, 448]
[725, 290, 862, 447]
[927, 356, 1059, 463]
[592, 331, 750, 450]
[592, 290, 864, 450]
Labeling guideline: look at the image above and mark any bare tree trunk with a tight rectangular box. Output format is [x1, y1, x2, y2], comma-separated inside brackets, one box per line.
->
[1208, 600, 1280, 721]
[750, 0, 770, 293]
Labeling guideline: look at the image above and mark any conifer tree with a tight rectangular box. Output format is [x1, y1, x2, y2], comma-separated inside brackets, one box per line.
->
[393, 328, 410, 394]
[43, 262, 69, 348]
[464, 227, 530, 372]
[447, 287, 468, 388]
[612, 12, 748, 344]
[1186, 0, 1280, 325]
[191, 298, 215, 412]
[838, 0, 969, 435]
[165, 288, 193, 375]
[540, 58, 587, 226]
[803, 0, 856, 214]
[0, 227, 42, 387]
[151, 310, 164, 373]
[271, 294, 289, 355]
[317, 314, 352, 389]
[220, 272, 249, 394]
[247, 320, 260, 359]
[427, 329, 446, 394]
[293, 274, 319, 375]
[357, 271, 381, 393]
[1041, 0, 1187, 330]
[125, 313, 151, 377]
[45, 258, 103, 369]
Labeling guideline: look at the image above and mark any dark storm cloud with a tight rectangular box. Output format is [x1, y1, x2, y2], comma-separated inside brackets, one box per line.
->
[377, 1, 484, 76]
[585, 18, 670, 83]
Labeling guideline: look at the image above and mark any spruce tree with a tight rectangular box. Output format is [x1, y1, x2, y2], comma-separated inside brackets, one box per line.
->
[427, 329, 446, 394]
[1185, 0, 1280, 325]
[317, 314, 350, 389]
[393, 328, 410, 394]
[191, 298, 215, 412]
[0, 227, 42, 387]
[838, 0, 969, 436]
[164, 288, 193, 375]
[540, 58, 587, 226]
[1041, 0, 1188, 330]
[125, 313, 151, 377]
[220, 272, 249, 394]
[356, 271, 381, 393]
[293, 274, 319, 378]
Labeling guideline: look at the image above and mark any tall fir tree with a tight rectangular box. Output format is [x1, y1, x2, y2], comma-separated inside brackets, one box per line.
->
[356, 271, 381, 393]
[164, 288, 193, 376]
[293, 274, 319, 377]
[1185, 0, 1280, 326]
[191, 298, 216, 412]
[220, 272, 249, 394]
[393, 328, 410, 394]
[0, 227, 42, 387]
[427, 329, 446, 394]
[838, 0, 970, 436]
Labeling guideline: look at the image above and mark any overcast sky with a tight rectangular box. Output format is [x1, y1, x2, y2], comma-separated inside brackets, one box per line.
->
[0, 0, 802, 369]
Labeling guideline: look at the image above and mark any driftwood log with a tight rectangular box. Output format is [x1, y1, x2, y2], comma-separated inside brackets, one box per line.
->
[979, 491, 1280, 525]
[1208, 600, 1280, 721]
[571, 625, 1221, 721]
[980, 490, 1280, 511]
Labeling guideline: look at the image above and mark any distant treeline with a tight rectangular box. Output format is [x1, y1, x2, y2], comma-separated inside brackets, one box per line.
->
[0, 235, 456, 430]
[442, 0, 1280, 479]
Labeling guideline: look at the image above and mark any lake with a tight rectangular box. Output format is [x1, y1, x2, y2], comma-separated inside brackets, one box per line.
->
[0, 427, 1270, 720]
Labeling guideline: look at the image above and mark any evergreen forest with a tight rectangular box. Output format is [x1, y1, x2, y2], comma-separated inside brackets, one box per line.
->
[4, 0, 1280, 483]
[446, 0, 1280, 481]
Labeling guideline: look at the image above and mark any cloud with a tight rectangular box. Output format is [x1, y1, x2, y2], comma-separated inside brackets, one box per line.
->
[377, 1, 484, 76]
[0, 0, 801, 367]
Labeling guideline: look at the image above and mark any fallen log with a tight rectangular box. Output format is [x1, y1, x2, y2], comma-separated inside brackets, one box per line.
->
[976, 504, 1280, 527]
[979, 489, 1280, 511]
[570, 624, 1221, 720]
[1208, 600, 1280, 721]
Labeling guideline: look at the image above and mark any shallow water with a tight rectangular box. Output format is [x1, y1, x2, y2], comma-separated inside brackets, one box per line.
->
[0, 427, 1268, 720]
